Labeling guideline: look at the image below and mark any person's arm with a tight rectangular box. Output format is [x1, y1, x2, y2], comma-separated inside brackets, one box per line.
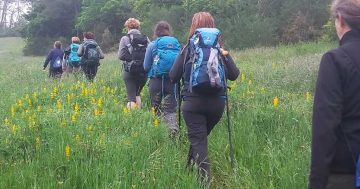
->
[97, 46, 105, 59]
[222, 53, 239, 81]
[169, 45, 188, 83]
[63, 46, 70, 60]
[309, 52, 343, 189]
[77, 44, 84, 57]
[144, 42, 155, 72]
[43, 50, 52, 69]
[118, 36, 132, 61]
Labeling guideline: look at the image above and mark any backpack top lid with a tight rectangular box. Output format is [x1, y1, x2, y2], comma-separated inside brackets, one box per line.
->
[191, 28, 221, 48]
[155, 36, 181, 51]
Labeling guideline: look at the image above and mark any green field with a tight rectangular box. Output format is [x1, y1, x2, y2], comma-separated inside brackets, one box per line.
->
[0, 37, 336, 188]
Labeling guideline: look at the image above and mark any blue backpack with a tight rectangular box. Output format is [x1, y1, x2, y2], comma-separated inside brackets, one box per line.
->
[152, 36, 181, 77]
[186, 28, 225, 94]
[52, 56, 62, 69]
[68, 43, 80, 66]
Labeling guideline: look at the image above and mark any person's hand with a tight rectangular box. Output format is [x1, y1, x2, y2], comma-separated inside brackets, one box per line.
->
[220, 48, 229, 56]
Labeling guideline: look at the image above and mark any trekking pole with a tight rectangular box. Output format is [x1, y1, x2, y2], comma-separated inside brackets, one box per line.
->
[220, 49, 235, 169]
[177, 80, 182, 142]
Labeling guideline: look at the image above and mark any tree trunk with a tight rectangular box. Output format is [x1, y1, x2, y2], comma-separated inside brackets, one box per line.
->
[0, 0, 9, 29]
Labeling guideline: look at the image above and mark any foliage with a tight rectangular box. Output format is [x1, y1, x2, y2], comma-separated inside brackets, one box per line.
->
[21, 0, 333, 54]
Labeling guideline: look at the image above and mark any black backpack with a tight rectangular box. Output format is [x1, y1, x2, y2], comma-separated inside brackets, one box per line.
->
[82, 41, 100, 66]
[125, 34, 148, 73]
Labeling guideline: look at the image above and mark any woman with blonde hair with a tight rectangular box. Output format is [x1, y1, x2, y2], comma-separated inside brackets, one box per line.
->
[118, 18, 149, 109]
[169, 12, 239, 184]
[310, 0, 360, 188]
[63, 36, 81, 78]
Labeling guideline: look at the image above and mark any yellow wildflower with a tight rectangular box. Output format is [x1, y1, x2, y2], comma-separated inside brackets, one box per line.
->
[306, 92, 311, 102]
[10, 105, 15, 118]
[124, 139, 131, 146]
[91, 88, 96, 96]
[151, 107, 156, 118]
[273, 96, 279, 109]
[84, 88, 89, 97]
[74, 103, 79, 114]
[50, 92, 55, 99]
[154, 119, 159, 128]
[33, 92, 37, 100]
[37, 106, 41, 112]
[248, 80, 252, 86]
[17, 99, 23, 107]
[87, 125, 94, 133]
[241, 73, 245, 83]
[12, 124, 17, 135]
[53, 86, 58, 94]
[28, 99, 32, 107]
[91, 97, 96, 104]
[65, 144, 70, 160]
[71, 114, 77, 123]
[56, 100, 62, 111]
[260, 86, 265, 93]
[94, 108, 100, 116]
[123, 107, 128, 114]
[97, 98, 102, 108]
[43, 87, 47, 93]
[4, 117, 9, 127]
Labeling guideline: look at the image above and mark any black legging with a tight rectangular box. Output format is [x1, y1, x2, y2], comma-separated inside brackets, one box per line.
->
[182, 96, 225, 182]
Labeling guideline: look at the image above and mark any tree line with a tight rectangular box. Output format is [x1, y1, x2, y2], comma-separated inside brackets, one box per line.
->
[18, 0, 333, 55]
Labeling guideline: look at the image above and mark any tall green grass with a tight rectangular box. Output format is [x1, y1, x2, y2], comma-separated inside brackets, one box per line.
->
[0, 37, 336, 188]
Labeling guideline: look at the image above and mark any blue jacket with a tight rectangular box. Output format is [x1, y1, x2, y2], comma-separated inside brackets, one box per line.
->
[143, 41, 157, 78]
[43, 48, 64, 70]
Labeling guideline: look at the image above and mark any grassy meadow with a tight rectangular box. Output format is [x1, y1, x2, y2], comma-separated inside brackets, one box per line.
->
[0, 37, 336, 188]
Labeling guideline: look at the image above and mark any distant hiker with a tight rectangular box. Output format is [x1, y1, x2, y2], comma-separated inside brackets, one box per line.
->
[63, 36, 82, 78]
[169, 12, 240, 184]
[309, 0, 360, 189]
[118, 18, 149, 109]
[144, 21, 181, 137]
[77, 32, 105, 82]
[43, 41, 64, 79]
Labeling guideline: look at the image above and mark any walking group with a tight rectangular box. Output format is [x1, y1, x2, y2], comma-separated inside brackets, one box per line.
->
[41, 0, 360, 187]
[43, 12, 240, 186]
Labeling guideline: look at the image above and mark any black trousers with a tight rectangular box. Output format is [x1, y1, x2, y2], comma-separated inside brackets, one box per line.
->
[82, 64, 98, 82]
[149, 78, 176, 115]
[326, 174, 355, 189]
[182, 96, 225, 182]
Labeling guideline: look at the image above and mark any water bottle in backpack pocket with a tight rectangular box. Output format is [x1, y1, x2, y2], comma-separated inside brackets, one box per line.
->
[186, 28, 225, 95]
[152, 36, 181, 78]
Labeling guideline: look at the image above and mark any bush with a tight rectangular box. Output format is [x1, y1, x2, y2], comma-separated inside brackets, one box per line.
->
[321, 19, 337, 42]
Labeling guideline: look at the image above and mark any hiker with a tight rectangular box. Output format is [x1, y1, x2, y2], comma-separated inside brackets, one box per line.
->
[43, 41, 64, 79]
[118, 18, 149, 110]
[63, 36, 82, 78]
[77, 32, 105, 82]
[169, 12, 240, 184]
[309, 0, 360, 189]
[144, 21, 181, 136]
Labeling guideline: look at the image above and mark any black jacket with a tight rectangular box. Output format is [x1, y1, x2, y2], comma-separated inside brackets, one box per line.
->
[169, 45, 240, 97]
[309, 30, 360, 189]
